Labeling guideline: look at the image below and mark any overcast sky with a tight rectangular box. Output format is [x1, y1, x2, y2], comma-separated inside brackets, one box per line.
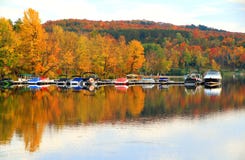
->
[0, 0, 244, 32]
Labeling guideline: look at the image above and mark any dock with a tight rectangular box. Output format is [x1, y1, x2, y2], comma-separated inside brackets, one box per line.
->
[1, 75, 203, 88]
[6, 79, 185, 86]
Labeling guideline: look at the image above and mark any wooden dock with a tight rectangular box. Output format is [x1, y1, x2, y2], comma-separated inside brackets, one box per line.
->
[9, 80, 185, 86]
[96, 80, 185, 86]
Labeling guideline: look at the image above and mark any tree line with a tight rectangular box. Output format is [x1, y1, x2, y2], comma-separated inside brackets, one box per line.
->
[0, 8, 245, 79]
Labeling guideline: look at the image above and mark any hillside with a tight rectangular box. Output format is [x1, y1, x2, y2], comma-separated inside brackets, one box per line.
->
[42, 19, 245, 75]
[43, 19, 245, 46]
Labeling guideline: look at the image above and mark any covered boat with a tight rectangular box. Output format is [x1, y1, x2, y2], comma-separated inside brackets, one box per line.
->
[114, 78, 128, 85]
[0, 78, 13, 87]
[27, 76, 52, 84]
[203, 70, 222, 87]
[18, 74, 34, 83]
[158, 76, 169, 83]
[138, 77, 155, 83]
[184, 72, 203, 87]
[66, 76, 84, 88]
[82, 72, 100, 84]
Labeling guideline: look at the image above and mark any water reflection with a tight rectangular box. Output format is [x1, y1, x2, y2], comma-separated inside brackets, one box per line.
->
[141, 84, 155, 89]
[0, 77, 245, 153]
[185, 86, 202, 95]
[204, 87, 222, 96]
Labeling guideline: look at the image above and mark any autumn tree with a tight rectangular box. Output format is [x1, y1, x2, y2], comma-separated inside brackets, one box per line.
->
[76, 35, 91, 73]
[211, 59, 220, 70]
[143, 43, 172, 74]
[0, 18, 17, 78]
[43, 27, 60, 77]
[18, 8, 47, 75]
[51, 25, 78, 76]
[126, 40, 145, 73]
[115, 36, 128, 76]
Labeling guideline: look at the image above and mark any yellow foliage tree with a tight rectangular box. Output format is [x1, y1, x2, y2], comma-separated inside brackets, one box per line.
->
[127, 40, 145, 73]
[211, 59, 220, 70]
[0, 18, 17, 77]
[76, 35, 91, 72]
[51, 26, 78, 76]
[18, 8, 47, 75]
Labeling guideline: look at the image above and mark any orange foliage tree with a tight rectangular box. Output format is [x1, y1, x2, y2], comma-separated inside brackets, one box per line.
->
[126, 40, 145, 73]
[17, 8, 47, 75]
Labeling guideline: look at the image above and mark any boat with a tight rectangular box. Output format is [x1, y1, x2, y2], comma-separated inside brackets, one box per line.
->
[27, 77, 41, 84]
[158, 76, 169, 83]
[82, 72, 100, 84]
[27, 76, 52, 84]
[138, 77, 155, 88]
[66, 76, 84, 88]
[126, 74, 139, 82]
[138, 77, 155, 84]
[114, 78, 128, 85]
[203, 70, 222, 87]
[55, 75, 69, 86]
[0, 78, 13, 87]
[18, 74, 35, 83]
[184, 72, 203, 86]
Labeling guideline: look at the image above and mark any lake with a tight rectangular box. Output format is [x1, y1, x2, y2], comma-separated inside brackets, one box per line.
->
[0, 76, 245, 160]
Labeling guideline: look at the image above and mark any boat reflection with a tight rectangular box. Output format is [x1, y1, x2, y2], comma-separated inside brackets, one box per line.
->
[158, 84, 169, 90]
[141, 84, 155, 89]
[115, 85, 129, 92]
[72, 84, 96, 92]
[185, 85, 202, 95]
[27, 84, 50, 90]
[204, 86, 222, 96]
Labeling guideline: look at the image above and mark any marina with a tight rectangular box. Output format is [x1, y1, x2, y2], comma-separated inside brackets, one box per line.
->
[0, 75, 198, 87]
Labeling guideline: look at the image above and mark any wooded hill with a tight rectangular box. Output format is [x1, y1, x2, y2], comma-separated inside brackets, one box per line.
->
[43, 19, 245, 75]
[43, 19, 244, 45]
[0, 8, 244, 79]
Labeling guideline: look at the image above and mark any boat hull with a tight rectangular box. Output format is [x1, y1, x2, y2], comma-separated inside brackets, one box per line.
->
[204, 78, 222, 87]
[114, 78, 128, 85]
[184, 78, 197, 87]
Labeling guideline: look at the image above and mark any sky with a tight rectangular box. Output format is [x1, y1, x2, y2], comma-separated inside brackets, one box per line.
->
[0, 0, 244, 33]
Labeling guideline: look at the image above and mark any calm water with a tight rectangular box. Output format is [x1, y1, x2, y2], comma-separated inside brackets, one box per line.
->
[0, 76, 245, 160]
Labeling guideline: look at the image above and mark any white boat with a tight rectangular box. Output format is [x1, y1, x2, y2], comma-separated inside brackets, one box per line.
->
[203, 70, 222, 87]
[18, 74, 35, 83]
[126, 74, 139, 82]
[138, 77, 155, 83]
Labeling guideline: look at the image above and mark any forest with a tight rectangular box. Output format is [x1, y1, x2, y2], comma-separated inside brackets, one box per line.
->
[0, 8, 245, 79]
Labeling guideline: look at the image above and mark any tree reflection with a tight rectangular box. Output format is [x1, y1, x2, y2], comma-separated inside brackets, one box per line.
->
[0, 80, 245, 152]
